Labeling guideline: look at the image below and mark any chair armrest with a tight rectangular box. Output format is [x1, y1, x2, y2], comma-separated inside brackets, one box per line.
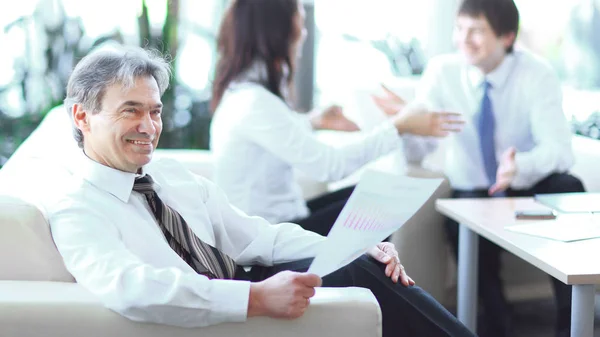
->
[0, 281, 381, 337]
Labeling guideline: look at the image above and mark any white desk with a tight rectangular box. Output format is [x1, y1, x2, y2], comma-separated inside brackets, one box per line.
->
[436, 197, 600, 337]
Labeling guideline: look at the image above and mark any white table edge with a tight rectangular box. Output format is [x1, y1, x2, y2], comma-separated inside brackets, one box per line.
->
[435, 199, 600, 285]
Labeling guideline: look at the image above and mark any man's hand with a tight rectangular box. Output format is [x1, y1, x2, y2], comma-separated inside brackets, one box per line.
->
[372, 84, 406, 116]
[248, 271, 322, 319]
[392, 109, 464, 137]
[489, 147, 517, 196]
[310, 105, 360, 132]
[368, 242, 415, 286]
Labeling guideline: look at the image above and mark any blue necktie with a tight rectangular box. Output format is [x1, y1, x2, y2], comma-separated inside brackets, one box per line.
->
[478, 81, 498, 186]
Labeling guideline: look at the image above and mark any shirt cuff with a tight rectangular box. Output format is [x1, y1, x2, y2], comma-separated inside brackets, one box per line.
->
[512, 152, 534, 189]
[207, 279, 251, 324]
[378, 120, 405, 150]
[377, 120, 401, 138]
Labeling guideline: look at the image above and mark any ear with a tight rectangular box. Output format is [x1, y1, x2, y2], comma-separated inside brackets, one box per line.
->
[501, 31, 516, 50]
[72, 103, 91, 133]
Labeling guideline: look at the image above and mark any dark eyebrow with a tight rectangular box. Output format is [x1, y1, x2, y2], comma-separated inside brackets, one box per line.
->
[118, 101, 163, 110]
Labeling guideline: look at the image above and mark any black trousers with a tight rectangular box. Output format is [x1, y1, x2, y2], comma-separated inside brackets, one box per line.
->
[236, 255, 476, 337]
[292, 186, 355, 236]
[445, 173, 585, 337]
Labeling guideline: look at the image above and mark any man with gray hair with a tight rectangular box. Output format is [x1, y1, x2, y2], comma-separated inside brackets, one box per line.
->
[64, 46, 171, 152]
[47, 45, 475, 337]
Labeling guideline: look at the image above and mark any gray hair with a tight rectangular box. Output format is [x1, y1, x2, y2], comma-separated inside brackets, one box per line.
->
[64, 45, 172, 147]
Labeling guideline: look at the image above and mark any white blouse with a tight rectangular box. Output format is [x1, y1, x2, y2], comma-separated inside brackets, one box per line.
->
[210, 80, 403, 223]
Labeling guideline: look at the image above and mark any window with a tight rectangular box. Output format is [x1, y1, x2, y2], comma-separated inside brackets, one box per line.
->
[0, 0, 226, 166]
[515, 0, 600, 127]
[314, 0, 433, 92]
[312, 0, 458, 107]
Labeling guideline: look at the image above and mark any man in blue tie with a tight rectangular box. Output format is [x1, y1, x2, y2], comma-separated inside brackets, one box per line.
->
[373, 1, 585, 337]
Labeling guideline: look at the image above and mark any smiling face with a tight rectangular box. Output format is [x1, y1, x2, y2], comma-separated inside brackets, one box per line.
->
[72, 75, 163, 173]
[453, 14, 515, 73]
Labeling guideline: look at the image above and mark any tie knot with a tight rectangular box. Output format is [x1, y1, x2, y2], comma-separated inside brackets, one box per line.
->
[483, 80, 492, 91]
[133, 175, 156, 195]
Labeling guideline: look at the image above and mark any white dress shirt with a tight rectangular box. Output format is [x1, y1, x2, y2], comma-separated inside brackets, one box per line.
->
[210, 81, 402, 223]
[403, 49, 575, 190]
[47, 151, 326, 328]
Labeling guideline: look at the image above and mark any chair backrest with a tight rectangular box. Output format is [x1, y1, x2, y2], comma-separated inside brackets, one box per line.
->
[0, 195, 74, 282]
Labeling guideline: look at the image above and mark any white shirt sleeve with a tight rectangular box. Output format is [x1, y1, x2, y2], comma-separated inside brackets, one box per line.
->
[49, 199, 251, 328]
[512, 69, 575, 188]
[238, 90, 402, 182]
[199, 174, 327, 266]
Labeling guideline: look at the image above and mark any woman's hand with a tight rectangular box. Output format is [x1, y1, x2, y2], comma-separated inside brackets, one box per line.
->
[310, 105, 360, 132]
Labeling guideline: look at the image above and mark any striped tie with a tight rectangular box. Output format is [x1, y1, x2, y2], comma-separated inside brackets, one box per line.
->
[133, 175, 236, 279]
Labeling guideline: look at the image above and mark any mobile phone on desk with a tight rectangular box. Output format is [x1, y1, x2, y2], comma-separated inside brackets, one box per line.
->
[515, 210, 557, 220]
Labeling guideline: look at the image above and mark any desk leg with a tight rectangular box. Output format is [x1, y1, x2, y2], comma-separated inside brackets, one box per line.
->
[571, 284, 595, 337]
[457, 223, 478, 333]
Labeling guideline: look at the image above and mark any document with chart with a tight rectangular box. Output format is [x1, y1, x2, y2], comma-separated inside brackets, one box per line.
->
[308, 170, 443, 277]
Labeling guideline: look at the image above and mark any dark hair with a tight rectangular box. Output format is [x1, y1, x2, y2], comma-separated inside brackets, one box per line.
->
[458, 0, 520, 53]
[211, 0, 300, 112]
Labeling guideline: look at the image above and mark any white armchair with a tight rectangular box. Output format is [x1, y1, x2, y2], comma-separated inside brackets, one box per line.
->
[0, 183, 382, 337]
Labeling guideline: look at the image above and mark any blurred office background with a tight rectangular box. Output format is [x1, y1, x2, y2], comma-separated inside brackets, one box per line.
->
[1, 0, 600, 168]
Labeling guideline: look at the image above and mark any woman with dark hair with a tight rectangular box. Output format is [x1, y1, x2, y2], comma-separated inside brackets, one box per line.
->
[208, 2, 476, 337]
[210, 0, 462, 236]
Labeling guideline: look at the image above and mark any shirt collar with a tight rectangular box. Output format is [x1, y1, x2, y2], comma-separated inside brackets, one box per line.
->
[75, 150, 158, 203]
[467, 53, 515, 90]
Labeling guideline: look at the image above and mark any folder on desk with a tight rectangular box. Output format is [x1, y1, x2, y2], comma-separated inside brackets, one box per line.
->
[534, 192, 600, 213]
[506, 214, 600, 242]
